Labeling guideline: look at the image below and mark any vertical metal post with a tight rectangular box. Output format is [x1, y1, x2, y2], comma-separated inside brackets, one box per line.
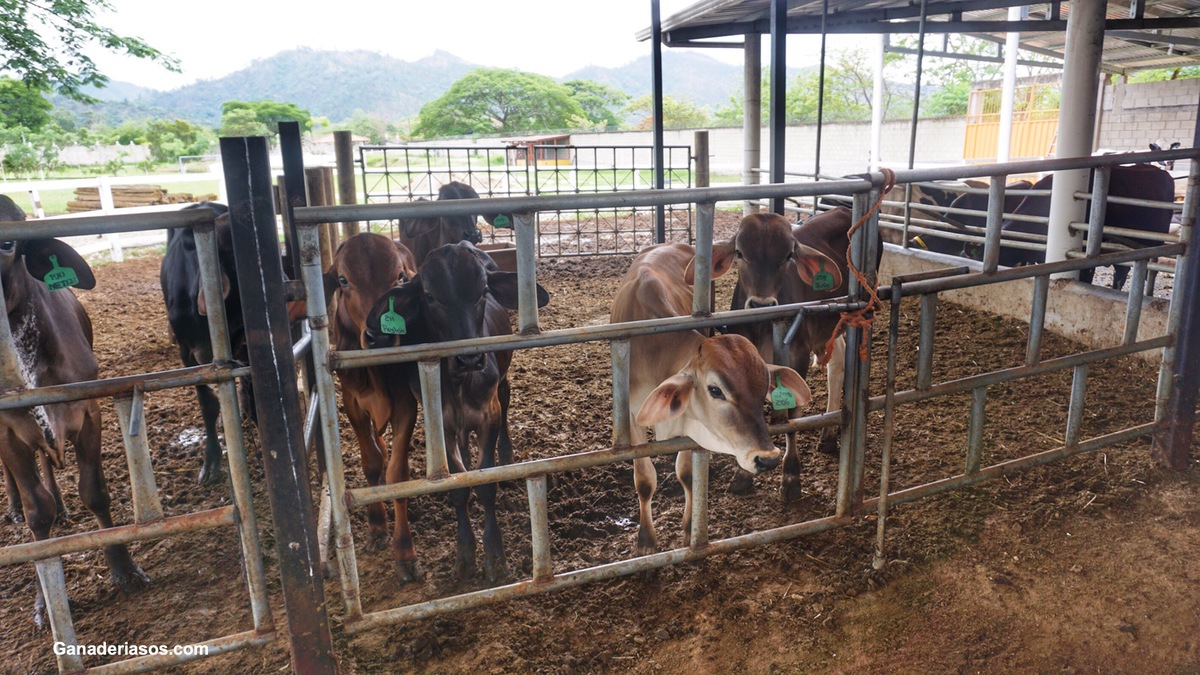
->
[1123, 259, 1148, 345]
[1026, 275, 1049, 366]
[419, 359, 450, 477]
[916, 293, 937, 390]
[611, 339, 631, 448]
[906, 0, 929, 171]
[769, 0, 787, 215]
[296, 220, 363, 621]
[515, 211, 540, 333]
[527, 475, 553, 582]
[837, 191, 869, 516]
[982, 175, 1006, 273]
[744, 33, 762, 217]
[965, 386, 987, 474]
[1084, 165, 1111, 259]
[192, 205, 273, 630]
[690, 449, 710, 548]
[36, 557, 83, 673]
[651, 0, 666, 241]
[814, 0, 828, 179]
[693, 131, 709, 189]
[305, 167, 335, 271]
[1065, 364, 1088, 447]
[692, 202, 714, 316]
[874, 281, 902, 570]
[114, 390, 163, 523]
[997, 5, 1023, 162]
[334, 130, 362, 238]
[220, 136, 335, 674]
[278, 122, 307, 280]
[869, 34, 886, 172]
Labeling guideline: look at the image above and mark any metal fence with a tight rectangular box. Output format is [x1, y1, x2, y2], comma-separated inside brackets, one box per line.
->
[357, 144, 695, 256]
[280, 142, 1198, 638]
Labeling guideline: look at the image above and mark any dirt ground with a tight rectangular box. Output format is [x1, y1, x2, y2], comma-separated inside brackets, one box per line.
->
[2, 211, 1199, 673]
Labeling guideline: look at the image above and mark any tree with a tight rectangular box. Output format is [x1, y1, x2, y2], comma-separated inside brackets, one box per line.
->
[0, 77, 52, 131]
[340, 111, 392, 144]
[221, 100, 313, 135]
[624, 95, 710, 130]
[564, 79, 629, 130]
[219, 108, 270, 138]
[414, 68, 585, 138]
[1129, 66, 1200, 83]
[144, 119, 214, 163]
[0, 0, 178, 102]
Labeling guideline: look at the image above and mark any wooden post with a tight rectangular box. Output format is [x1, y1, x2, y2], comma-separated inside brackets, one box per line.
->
[334, 131, 361, 239]
[305, 167, 335, 271]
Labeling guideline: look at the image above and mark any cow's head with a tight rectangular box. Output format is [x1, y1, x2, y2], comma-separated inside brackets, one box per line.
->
[0, 196, 95, 311]
[636, 333, 810, 474]
[1150, 141, 1181, 170]
[364, 241, 549, 376]
[324, 232, 417, 348]
[688, 212, 842, 308]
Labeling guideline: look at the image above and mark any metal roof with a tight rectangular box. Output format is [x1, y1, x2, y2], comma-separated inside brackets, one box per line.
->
[639, 0, 1200, 75]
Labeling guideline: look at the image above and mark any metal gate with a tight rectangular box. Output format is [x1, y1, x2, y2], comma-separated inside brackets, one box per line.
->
[358, 143, 695, 256]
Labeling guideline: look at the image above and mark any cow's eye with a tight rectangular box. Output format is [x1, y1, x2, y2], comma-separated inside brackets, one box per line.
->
[707, 385, 725, 400]
[735, 250, 744, 259]
[0, 241, 13, 252]
[424, 292, 436, 304]
[337, 275, 348, 288]
[785, 250, 795, 261]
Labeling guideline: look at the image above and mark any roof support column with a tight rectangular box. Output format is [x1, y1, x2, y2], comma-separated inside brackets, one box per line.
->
[744, 33, 761, 216]
[769, 0, 787, 215]
[1044, 0, 1106, 275]
[996, 5, 1022, 163]
[869, 34, 885, 171]
[651, 0, 666, 242]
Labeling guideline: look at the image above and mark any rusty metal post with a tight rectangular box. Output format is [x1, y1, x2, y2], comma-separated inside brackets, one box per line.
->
[334, 130, 362, 239]
[220, 135, 336, 674]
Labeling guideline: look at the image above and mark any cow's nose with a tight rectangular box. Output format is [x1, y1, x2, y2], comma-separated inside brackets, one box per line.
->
[754, 454, 780, 473]
[455, 353, 485, 371]
[364, 329, 382, 349]
[466, 229, 483, 244]
[747, 297, 778, 309]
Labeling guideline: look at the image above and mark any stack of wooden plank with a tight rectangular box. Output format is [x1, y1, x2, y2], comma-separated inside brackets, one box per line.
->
[66, 185, 219, 212]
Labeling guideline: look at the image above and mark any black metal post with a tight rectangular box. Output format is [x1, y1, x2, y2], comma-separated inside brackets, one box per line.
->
[907, 0, 928, 170]
[279, 122, 307, 280]
[220, 136, 337, 674]
[770, 0, 787, 214]
[651, 0, 666, 242]
[814, 0, 828, 182]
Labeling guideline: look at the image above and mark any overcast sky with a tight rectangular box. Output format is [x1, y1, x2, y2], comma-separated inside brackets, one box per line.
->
[89, 0, 851, 91]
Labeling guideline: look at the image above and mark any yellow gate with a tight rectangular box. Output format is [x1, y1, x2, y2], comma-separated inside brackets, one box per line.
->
[963, 83, 1060, 161]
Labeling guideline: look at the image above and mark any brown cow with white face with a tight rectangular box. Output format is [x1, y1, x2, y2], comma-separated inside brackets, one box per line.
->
[0, 195, 148, 626]
[324, 232, 422, 581]
[612, 242, 811, 554]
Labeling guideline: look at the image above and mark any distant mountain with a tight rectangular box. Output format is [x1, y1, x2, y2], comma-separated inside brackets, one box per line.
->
[52, 48, 751, 128]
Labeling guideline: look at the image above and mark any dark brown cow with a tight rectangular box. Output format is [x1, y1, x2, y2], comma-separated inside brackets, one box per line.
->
[324, 232, 422, 581]
[693, 207, 881, 500]
[614, 243, 811, 553]
[922, 180, 1034, 258]
[0, 195, 147, 625]
[365, 241, 549, 581]
[398, 182, 500, 264]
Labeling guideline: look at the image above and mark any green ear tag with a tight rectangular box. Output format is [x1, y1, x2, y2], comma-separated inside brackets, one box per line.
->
[43, 255, 79, 291]
[811, 259, 835, 292]
[771, 374, 796, 411]
[493, 214, 511, 229]
[379, 297, 407, 335]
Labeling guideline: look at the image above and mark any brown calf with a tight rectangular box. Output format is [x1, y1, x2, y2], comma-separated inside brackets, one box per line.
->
[324, 232, 422, 581]
[612, 243, 811, 554]
[0, 195, 147, 626]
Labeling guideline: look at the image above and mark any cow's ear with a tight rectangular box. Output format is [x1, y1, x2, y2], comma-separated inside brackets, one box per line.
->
[1171, 141, 1182, 150]
[1150, 142, 1162, 152]
[684, 240, 737, 285]
[793, 244, 843, 289]
[487, 271, 550, 309]
[765, 364, 812, 417]
[23, 239, 95, 290]
[214, 213, 234, 251]
[366, 276, 423, 334]
[636, 373, 694, 426]
[391, 240, 417, 281]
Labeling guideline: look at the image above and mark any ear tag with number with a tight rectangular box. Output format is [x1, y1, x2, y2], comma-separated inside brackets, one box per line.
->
[493, 214, 511, 229]
[771, 374, 796, 411]
[811, 259, 835, 292]
[43, 255, 79, 291]
[379, 297, 407, 335]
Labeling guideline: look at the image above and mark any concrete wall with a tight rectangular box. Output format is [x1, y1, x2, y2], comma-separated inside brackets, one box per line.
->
[58, 144, 151, 165]
[1097, 78, 1198, 153]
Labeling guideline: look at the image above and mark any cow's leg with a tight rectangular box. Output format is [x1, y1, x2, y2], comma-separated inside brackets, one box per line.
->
[496, 378, 513, 466]
[675, 451, 693, 548]
[76, 405, 148, 593]
[632, 424, 658, 555]
[448, 430, 477, 579]
[1145, 269, 1159, 297]
[779, 343, 813, 502]
[37, 454, 69, 524]
[345, 396, 389, 551]
[478, 403, 507, 583]
[5, 437, 57, 628]
[816, 335, 845, 457]
[387, 393, 420, 583]
[194, 383, 224, 486]
[2, 463, 23, 524]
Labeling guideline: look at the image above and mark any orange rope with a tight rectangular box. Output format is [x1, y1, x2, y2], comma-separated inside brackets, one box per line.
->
[822, 168, 897, 365]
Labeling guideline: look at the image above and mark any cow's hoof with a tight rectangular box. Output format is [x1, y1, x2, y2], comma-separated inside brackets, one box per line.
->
[396, 560, 423, 584]
[197, 463, 224, 487]
[636, 527, 657, 557]
[111, 564, 150, 593]
[4, 507, 24, 525]
[728, 470, 756, 495]
[483, 554, 507, 584]
[454, 548, 477, 580]
[364, 530, 390, 552]
[33, 596, 47, 631]
[816, 434, 840, 457]
[53, 509, 74, 526]
[780, 476, 805, 503]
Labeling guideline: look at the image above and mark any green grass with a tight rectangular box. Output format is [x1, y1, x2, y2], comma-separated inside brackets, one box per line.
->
[2, 180, 222, 216]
